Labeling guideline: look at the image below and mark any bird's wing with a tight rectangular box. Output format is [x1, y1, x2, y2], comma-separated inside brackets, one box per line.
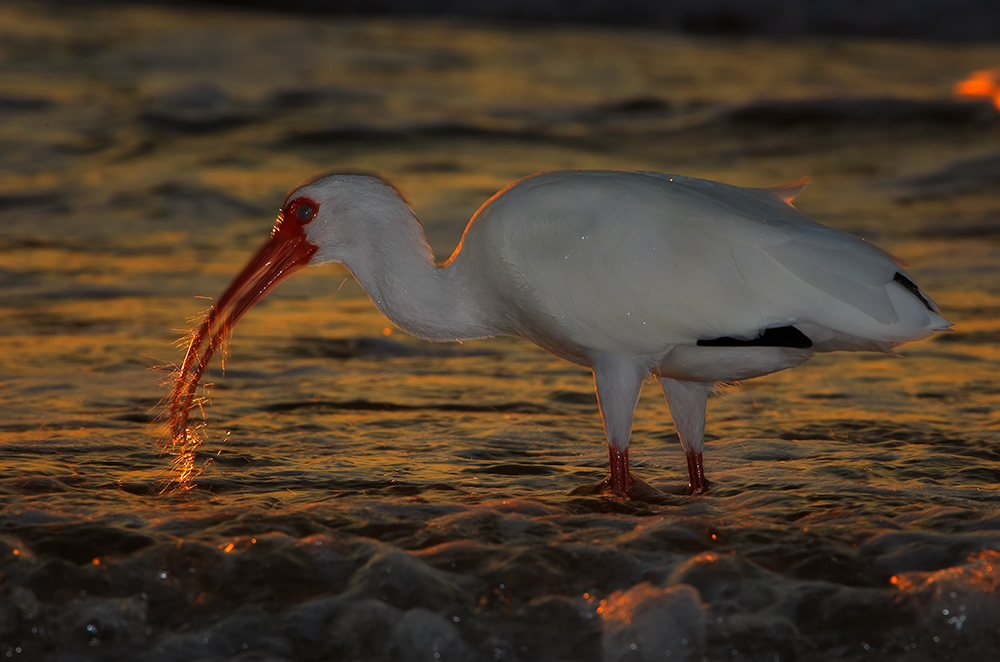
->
[476, 171, 945, 357]
[765, 175, 812, 204]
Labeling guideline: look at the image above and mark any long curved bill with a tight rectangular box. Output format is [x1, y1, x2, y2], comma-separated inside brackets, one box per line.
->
[167, 225, 318, 444]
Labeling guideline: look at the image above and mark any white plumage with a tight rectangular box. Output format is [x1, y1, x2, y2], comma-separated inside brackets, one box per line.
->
[169, 170, 949, 497]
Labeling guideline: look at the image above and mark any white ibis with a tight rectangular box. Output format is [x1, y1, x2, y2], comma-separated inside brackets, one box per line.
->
[168, 170, 949, 496]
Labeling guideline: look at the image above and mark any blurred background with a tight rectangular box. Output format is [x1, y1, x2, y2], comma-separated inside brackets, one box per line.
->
[119, 0, 1000, 40]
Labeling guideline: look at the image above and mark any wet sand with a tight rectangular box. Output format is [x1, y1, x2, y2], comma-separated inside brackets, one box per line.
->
[1, 2, 1000, 660]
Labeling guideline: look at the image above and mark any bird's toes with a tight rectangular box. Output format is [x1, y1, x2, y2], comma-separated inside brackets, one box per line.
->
[569, 473, 669, 504]
[569, 476, 616, 496]
[624, 474, 668, 502]
[688, 480, 711, 496]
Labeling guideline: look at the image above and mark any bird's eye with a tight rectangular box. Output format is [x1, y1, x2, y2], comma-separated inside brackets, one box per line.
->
[288, 198, 318, 223]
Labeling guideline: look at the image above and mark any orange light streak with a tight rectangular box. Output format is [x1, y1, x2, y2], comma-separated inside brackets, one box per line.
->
[954, 69, 1000, 112]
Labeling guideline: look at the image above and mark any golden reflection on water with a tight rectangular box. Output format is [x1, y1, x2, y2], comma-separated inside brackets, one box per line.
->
[0, 1, 998, 501]
[892, 550, 1000, 594]
[2, 227, 997, 498]
[161, 426, 203, 491]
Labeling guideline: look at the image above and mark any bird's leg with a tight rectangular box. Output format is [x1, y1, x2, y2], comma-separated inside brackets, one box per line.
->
[686, 449, 707, 496]
[608, 446, 630, 493]
[592, 357, 646, 495]
[659, 378, 712, 495]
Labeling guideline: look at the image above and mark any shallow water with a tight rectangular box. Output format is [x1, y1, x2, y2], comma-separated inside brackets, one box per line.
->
[2, 3, 1000, 660]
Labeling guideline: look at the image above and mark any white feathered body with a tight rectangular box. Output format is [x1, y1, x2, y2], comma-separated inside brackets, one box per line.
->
[445, 171, 947, 381]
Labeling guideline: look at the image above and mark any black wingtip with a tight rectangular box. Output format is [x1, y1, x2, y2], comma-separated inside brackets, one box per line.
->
[697, 325, 813, 349]
[893, 272, 933, 311]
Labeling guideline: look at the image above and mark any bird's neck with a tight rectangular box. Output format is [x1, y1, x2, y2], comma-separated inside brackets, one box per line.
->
[340, 211, 496, 343]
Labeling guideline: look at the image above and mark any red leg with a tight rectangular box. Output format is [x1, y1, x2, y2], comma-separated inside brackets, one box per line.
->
[686, 450, 707, 495]
[608, 446, 631, 493]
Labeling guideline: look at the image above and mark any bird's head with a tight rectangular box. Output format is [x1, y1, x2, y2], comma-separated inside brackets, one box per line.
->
[281, 173, 414, 266]
[165, 172, 405, 445]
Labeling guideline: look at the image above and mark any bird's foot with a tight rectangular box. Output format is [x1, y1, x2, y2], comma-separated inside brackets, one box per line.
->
[659, 478, 711, 496]
[621, 474, 663, 501]
[570, 472, 664, 501]
[569, 446, 670, 502]
[688, 480, 710, 496]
